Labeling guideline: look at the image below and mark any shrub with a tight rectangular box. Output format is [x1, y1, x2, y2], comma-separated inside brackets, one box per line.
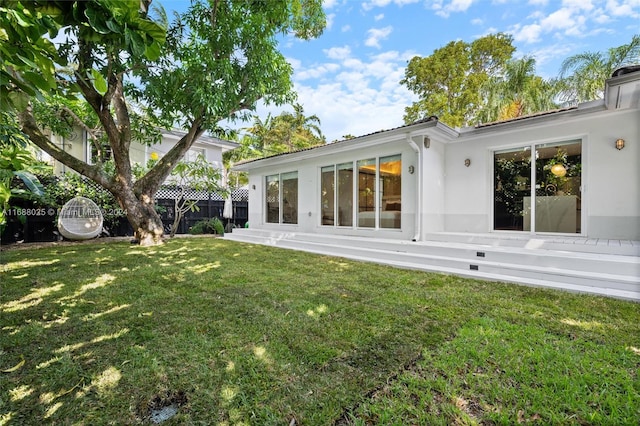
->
[188, 217, 224, 236]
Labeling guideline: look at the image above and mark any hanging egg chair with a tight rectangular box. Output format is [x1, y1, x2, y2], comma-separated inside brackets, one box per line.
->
[57, 196, 103, 240]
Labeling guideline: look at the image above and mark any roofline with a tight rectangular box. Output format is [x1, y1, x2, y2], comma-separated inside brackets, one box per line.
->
[162, 129, 239, 151]
[233, 118, 458, 171]
[233, 66, 640, 171]
[458, 102, 606, 137]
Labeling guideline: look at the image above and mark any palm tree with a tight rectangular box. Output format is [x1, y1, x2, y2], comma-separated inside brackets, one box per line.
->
[558, 34, 640, 104]
[229, 104, 326, 164]
[277, 103, 325, 150]
[479, 57, 558, 123]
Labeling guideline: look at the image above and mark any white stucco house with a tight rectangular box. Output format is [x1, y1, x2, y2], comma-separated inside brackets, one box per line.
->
[42, 128, 238, 175]
[229, 67, 640, 301]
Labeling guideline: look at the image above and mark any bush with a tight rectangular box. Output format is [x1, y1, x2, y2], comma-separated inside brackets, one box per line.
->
[188, 217, 224, 236]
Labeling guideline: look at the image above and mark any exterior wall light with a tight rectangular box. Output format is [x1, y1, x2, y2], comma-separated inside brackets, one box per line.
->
[408, 165, 415, 174]
[464, 159, 471, 167]
[615, 138, 625, 150]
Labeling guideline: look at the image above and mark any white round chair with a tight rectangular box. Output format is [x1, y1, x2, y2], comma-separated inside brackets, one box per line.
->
[57, 196, 103, 240]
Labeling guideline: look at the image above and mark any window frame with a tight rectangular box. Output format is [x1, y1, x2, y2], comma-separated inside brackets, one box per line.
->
[265, 171, 298, 225]
[320, 154, 401, 230]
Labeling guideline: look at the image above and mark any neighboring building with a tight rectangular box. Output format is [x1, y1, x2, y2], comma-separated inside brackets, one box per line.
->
[40, 128, 238, 176]
[233, 68, 640, 242]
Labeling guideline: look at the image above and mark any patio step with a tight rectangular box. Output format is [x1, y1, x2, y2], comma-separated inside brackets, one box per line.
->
[223, 229, 640, 302]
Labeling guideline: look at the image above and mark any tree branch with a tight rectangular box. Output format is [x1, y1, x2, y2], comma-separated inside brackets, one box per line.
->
[19, 105, 115, 191]
[134, 116, 204, 196]
[59, 105, 102, 159]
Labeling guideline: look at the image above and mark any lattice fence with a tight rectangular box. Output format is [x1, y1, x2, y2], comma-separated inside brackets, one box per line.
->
[75, 177, 249, 202]
[1, 176, 249, 243]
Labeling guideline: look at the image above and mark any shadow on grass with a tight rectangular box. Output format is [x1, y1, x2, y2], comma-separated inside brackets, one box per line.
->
[1, 238, 638, 424]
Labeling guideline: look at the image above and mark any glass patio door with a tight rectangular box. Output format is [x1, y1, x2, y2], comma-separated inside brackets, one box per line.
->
[494, 140, 581, 234]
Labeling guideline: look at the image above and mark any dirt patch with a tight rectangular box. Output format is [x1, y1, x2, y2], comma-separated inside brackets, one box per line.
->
[136, 390, 189, 424]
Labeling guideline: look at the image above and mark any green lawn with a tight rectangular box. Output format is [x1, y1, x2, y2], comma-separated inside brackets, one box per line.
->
[1, 237, 638, 425]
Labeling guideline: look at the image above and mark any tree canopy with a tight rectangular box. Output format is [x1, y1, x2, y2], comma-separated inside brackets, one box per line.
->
[559, 34, 640, 104]
[401, 33, 515, 128]
[3, 0, 325, 245]
[402, 33, 639, 128]
[225, 103, 325, 165]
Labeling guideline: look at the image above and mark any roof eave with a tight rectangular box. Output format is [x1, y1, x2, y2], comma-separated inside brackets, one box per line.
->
[457, 101, 607, 138]
[232, 120, 458, 171]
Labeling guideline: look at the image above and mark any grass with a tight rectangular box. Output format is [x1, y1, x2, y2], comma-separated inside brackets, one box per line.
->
[0, 237, 638, 425]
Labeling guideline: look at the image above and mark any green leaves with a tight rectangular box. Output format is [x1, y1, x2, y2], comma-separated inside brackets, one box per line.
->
[0, 2, 61, 112]
[401, 33, 516, 127]
[138, 0, 324, 129]
[91, 69, 108, 95]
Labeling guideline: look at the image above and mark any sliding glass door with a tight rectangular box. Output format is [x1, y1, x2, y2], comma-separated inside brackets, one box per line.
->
[494, 140, 581, 234]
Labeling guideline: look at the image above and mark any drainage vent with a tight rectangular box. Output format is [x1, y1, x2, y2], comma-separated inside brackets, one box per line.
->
[476, 252, 485, 257]
[470, 265, 479, 270]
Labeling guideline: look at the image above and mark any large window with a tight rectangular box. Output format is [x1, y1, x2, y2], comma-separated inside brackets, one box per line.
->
[337, 162, 353, 226]
[321, 166, 335, 225]
[357, 158, 376, 228]
[321, 155, 401, 230]
[494, 140, 581, 233]
[266, 172, 298, 224]
[380, 154, 402, 229]
[282, 172, 298, 224]
[266, 175, 280, 223]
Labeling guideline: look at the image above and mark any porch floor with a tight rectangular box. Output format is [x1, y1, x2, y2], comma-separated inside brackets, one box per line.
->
[224, 229, 640, 302]
[421, 232, 640, 256]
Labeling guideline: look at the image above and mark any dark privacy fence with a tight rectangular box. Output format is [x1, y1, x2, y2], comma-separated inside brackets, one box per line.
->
[1, 181, 248, 244]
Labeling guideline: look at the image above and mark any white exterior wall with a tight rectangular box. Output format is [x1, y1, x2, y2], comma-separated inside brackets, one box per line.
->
[442, 107, 640, 239]
[238, 72, 640, 242]
[150, 138, 225, 169]
[245, 138, 418, 240]
[419, 137, 446, 234]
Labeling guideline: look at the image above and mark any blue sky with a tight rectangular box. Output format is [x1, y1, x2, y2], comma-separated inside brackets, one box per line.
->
[160, 0, 640, 142]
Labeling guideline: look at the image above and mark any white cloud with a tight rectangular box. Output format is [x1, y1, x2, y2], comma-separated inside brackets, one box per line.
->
[296, 63, 341, 80]
[287, 57, 303, 70]
[365, 26, 393, 48]
[593, 9, 612, 23]
[323, 0, 341, 8]
[433, 0, 476, 18]
[511, 23, 543, 43]
[341, 24, 352, 32]
[324, 45, 352, 60]
[294, 80, 414, 141]
[471, 18, 483, 25]
[526, 43, 576, 76]
[375, 13, 385, 20]
[326, 13, 336, 30]
[362, 0, 420, 12]
[540, 8, 576, 31]
[528, 0, 548, 5]
[284, 47, 418, 141]
[606, 0, 640, 17]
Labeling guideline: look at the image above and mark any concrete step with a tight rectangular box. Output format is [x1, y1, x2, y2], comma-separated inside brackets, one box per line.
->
[223, 229, 640, 301]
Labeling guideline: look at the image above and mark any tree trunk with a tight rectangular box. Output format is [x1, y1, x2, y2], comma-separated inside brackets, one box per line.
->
[117, 190, 165, 246]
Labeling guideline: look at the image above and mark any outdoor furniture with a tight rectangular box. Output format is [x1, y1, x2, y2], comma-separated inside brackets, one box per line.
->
[57, 196, 103, 240]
